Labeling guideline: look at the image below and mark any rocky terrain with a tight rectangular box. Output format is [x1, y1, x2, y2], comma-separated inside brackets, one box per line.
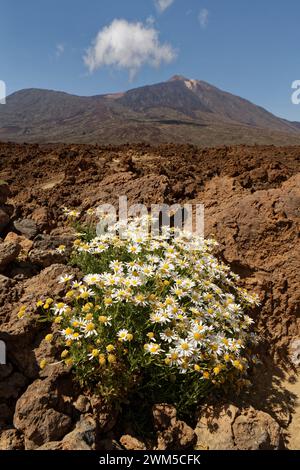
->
[0, 141, 299, 450]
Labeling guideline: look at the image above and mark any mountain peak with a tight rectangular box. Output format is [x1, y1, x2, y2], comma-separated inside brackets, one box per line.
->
[168, 75, 190, 82]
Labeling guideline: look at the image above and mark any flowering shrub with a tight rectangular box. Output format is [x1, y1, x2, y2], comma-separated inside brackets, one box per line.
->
[36, 215, 259, 412]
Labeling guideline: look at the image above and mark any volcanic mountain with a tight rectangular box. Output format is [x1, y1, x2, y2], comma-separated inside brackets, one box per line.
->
[1, 75, 300, 146]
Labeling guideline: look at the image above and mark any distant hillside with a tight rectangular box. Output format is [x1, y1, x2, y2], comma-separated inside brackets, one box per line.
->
[1, 75, 300, 146]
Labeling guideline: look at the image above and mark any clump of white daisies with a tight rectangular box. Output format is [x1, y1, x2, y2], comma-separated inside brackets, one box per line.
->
[34, 213, 260, 410]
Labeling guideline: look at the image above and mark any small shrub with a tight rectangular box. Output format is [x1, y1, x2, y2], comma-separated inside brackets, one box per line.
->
[36, 214, 259, 413]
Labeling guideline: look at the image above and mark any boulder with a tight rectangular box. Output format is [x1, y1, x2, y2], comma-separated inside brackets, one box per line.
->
[73, 395, 91, 414]
[13, 371, 74, 449]
[0, 264, 78, 378]
[31, 207, 50, 230]
[0, 429, 24, 450]
[289, 338, 300, 367]
[152, 404, 196, 450]
[28, 234, 74, 267]
[13, 219, 38, 239]
[120, 435, 147, 450]
[0, 275, 14, 304]
[61, 415, 97, 450]
[37, 416, 97, 451]
[28, 248, 65, 268]
[195, 404, 284, 450]
[5, 232, 33, 254]
[0, 241, 21, 271]
[36, 441, 63, 450]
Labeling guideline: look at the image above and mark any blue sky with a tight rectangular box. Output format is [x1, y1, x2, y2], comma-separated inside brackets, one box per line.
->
[1, 0, 300, 120]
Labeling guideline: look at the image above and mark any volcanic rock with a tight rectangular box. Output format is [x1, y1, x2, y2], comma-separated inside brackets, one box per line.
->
[0, 429, 24, 450]
[0, 241, 21, 271]
[195, 404, 284, 450]
[13, 219, 38, 239]
[153, 404, 196, 450]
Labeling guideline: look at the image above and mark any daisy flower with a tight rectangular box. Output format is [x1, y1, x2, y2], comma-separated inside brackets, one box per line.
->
[79, 286, 95, 299]
[160, 328, 177, 343]
[63, 208, 80, 218]
[88, 349, 100, 360]
[166, 350, 180, 366]
[109, 260, 124, 274]
[98, 315, 112, 326]
[170, 286, 185, 299]
[175, 339, 195, 358]
[133, 294, 148, 306]
[60, 327, 74, 340]
[72, 280, 83, 289]
[82, 322, 98, 338]
[72, 332, 81, 341]
[59, 274, 74, 284]
[52, 302, 70, 316]
[150, 312, 171, 325]
[112, 289, 132, 302]
[83, 274, 102, 285]
[144, 343, 163, 355]
[117, 329, 132, 342]
[94, 243, 109, 254]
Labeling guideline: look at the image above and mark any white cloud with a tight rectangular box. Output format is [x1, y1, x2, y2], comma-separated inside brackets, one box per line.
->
[155, 0, 174, 13]
[198, 8, 209, 29]
[56, 43, 65, 57]
[84, 19, 176, 79]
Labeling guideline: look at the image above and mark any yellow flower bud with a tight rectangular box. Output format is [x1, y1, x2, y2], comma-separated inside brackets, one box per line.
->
[65, 290, 75, 298]
[99, 315, 108, 323]
[99, 354, 106, 366]
[107, 354, 116, 364]
[39, 359, 47, 370]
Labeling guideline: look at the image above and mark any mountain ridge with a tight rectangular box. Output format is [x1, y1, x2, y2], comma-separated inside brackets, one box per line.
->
[1, 76, 300, 146]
